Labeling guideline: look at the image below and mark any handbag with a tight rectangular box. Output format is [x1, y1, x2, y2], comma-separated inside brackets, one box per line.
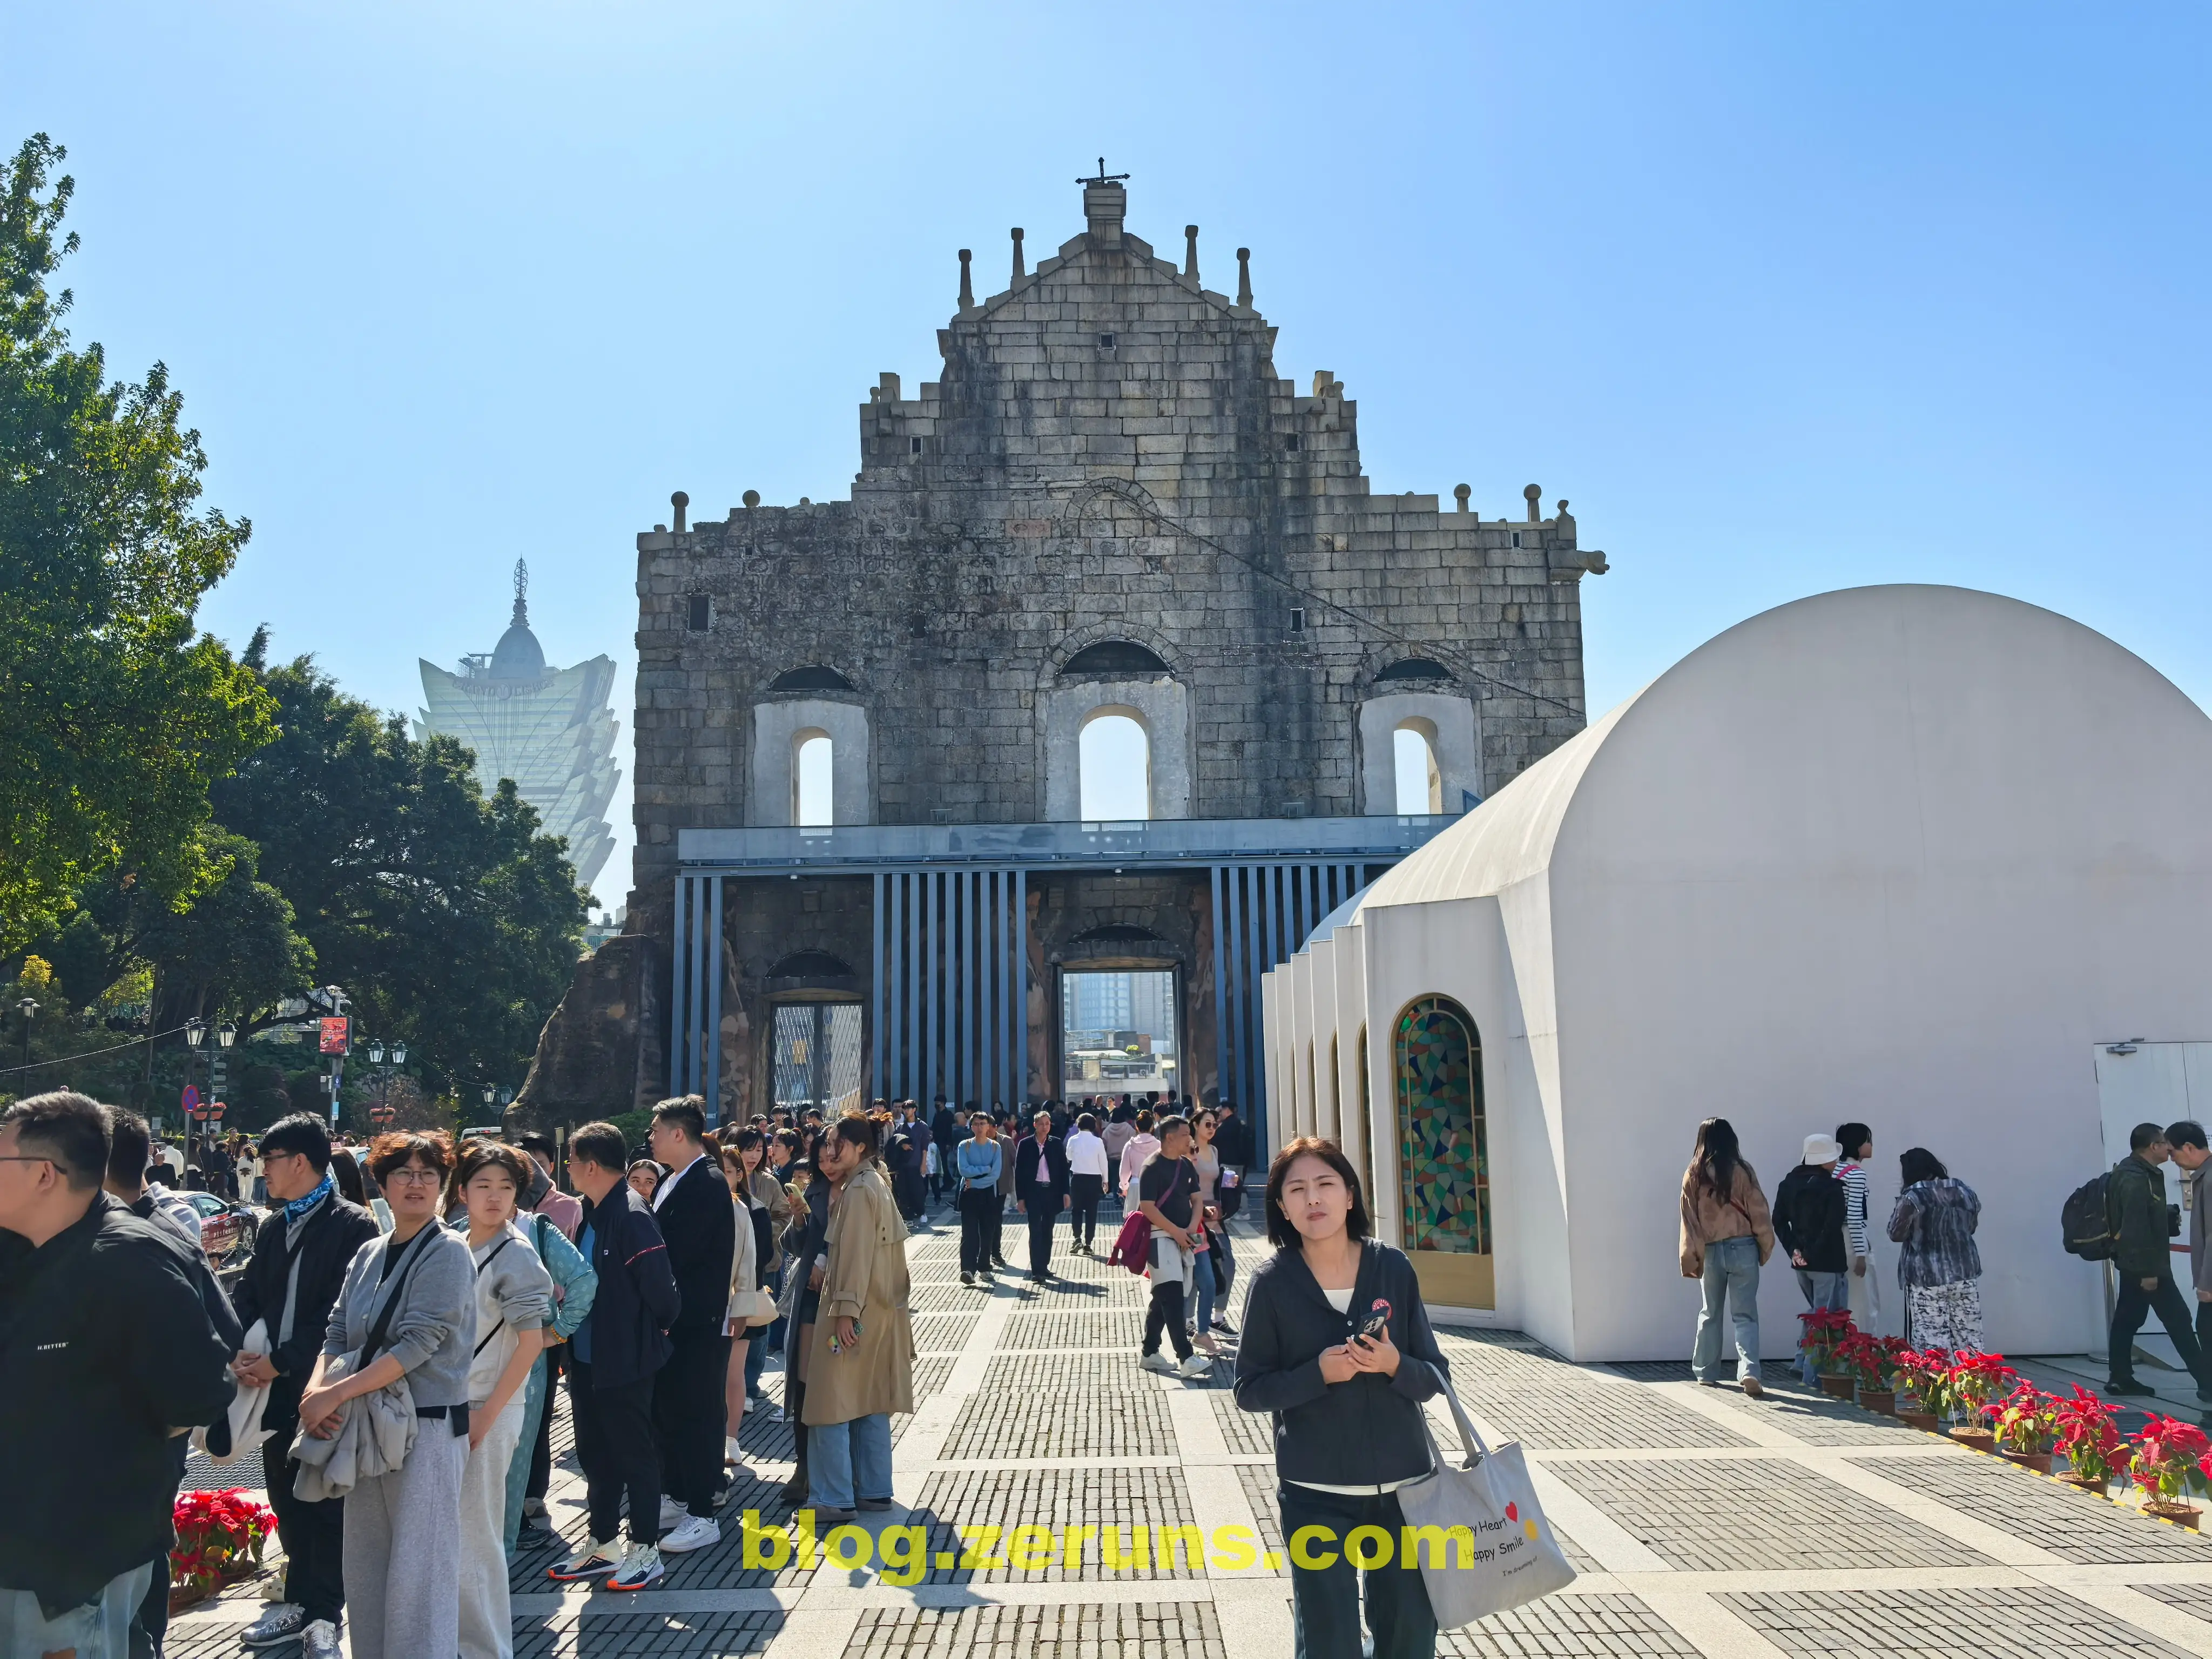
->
[1392, 1362, 1575, 1628]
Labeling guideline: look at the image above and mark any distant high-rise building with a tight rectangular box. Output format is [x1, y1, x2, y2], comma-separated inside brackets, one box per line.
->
[416, 561, 621, 892]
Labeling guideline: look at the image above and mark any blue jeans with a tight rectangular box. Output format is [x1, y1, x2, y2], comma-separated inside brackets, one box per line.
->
[502, 1353, 550, 1553]
[807, 1412, 892, 1510]
[1694, 1236, 1762, 1383]
[1193, 1242, 1217, 1337]
[1795, 1268, 1848, 1381]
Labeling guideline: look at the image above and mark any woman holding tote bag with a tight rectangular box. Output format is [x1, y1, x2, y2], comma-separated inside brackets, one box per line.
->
[1233, 1136, 1449, 1659]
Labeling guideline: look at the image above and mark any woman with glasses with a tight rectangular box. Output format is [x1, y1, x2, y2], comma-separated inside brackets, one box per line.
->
[295, 1132, 475, 1659]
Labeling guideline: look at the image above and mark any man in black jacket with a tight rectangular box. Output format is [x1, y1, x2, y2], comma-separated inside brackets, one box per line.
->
[226, 1111, 381, 1653]
[0, 1092, 233, 1655]
[1013, 1111, 1070, 1282]
[645, 1096, 735, 1555]
[552, 1121, 682, 1590]
[930, 1100, 960, 1203]
[1773, 1133, 1850, 1384]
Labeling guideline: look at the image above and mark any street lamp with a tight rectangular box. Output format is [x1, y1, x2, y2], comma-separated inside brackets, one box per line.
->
[183, 1018, 207, 1170]
[16, 996, 35, 1068]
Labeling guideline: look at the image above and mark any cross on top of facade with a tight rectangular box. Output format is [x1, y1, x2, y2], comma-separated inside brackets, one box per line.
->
[1076, 157, 1130, 187]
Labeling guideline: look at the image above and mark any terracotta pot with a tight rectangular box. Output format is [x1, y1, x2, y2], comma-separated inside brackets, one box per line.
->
[1859, 1388, 1896, 1417]
[1948, 1426, 1997, 1453]
[2001, 1451, 2054, 1474]
[1900, 1410, 1939, 1432]
[2144, 1500, 2203, 1530]
[2056, 1472, 2110, 1496]
[1818, 1373, 1856, 1400]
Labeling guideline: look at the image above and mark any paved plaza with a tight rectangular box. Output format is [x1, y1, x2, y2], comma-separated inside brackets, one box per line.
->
[170, 1204, 2212, 1658]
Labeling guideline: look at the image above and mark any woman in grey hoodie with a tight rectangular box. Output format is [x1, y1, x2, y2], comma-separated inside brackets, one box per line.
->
[298, 1131, 476, 1659]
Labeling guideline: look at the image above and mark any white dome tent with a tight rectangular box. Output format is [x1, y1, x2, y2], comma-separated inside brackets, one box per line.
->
[1264, 585, 2212, 1359]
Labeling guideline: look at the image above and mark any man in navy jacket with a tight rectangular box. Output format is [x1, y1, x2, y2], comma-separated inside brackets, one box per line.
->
[1013, 1111, 1070, 1282]
[645, 1097, 736, 1554]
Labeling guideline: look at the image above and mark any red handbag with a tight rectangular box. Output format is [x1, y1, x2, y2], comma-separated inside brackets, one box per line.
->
[1107, 1210, 1152, 1274]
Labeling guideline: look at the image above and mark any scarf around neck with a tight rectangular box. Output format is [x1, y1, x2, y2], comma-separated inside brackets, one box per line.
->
[282, 1172, 336, 1227]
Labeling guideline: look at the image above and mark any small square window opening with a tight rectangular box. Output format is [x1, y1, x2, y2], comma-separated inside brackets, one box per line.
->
[1098, 333, 1116, 349]
[686, 594, 712, 633]
[1289, 608, 1306, 633]
[1285, 433, 1301, 452]
[909, 436, 922, 455]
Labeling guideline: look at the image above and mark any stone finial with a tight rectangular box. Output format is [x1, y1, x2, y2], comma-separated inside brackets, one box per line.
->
[1236, 247, 1252, 308]
[1523, 483, 1542, 523]
[878, 371, 901, 402]
[1454, 483, 1471, 514]
[1184, 225, 1199, 281]
[671, 490, 689, 533]
[957, 248, 974, 311]
[1080, 159, 1128, 244]
[743, 489, 760, 509]
[1011, 227, 1025, 282]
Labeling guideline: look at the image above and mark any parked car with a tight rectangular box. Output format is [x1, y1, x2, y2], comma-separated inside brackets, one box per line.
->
[182, 1190, 260, 1277]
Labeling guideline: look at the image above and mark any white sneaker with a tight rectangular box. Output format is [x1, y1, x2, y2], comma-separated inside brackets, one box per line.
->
[301, 1620, 343, 1659]
[1177, 1353, 1213, 1378]
[659, 1514, 721, 1554]
[608, 1542, 665, 1590]
[1140, 1351, 1177, 1374]
[725, 1434, 743, 1465]
[547, 1537, 623, 1581]
[658, 1496, 686, 1529]
[241, 1603, 305, 1647]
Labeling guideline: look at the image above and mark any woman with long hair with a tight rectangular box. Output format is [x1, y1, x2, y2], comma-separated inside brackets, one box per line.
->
[717, 1141, 766, 1472]
[1235, 1137, 1449, 1659]
[1887, 1147, 1983, 1352]
[1188, 1109, 1228, 1355]
[1678, 1117, 1776, 1396]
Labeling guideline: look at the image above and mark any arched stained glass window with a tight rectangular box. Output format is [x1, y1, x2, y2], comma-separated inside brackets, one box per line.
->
[1392, 995, 1488, 1256]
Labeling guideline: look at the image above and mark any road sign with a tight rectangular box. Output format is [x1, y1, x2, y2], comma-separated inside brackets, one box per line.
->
[180, 1084, 201, 1115]
[319, 1017, 349, 1055]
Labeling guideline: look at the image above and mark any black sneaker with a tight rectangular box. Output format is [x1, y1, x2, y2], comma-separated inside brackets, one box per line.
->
[2107, 1380, 2157, 1397]
[961, 1271, 974, 1285]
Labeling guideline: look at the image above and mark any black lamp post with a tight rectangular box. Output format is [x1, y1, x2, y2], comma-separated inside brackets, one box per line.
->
[184, 1017, 207, 1170]
[16, 996, 35, 1069]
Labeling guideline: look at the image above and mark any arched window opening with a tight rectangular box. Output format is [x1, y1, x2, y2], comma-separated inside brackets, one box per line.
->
[1306, 1040, 1318, 1137]
[1393, 995, 1489, 1260]
[794, 730, 834, 826]
[1062, 639, 1170, 678]
[1354, 1024, 1373, 1211]
[1079, 710, 1150, 821]
[1394, 723, 1443, 814]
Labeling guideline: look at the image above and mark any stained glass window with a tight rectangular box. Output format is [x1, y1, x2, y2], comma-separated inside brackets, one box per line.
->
[1393, 995, 1489, 1255]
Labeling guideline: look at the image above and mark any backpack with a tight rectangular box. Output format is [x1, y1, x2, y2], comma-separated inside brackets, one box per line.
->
[1107, 1210, 1151, 1274]
[2061, 1172, 2115, 1260]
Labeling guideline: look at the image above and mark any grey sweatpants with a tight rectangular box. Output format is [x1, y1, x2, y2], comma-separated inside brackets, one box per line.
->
[343, 1419, 468, 1659]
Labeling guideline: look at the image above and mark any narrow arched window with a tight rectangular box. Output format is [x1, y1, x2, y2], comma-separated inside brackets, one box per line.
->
[794, 731, 833, 826]
[1079, 710, 1150, 821]
[1394, 723, 1442, 814]
[1393, 995, 1488, 1258]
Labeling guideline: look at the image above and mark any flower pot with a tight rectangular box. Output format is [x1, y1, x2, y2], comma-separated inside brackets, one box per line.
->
[2056, 1472, 2110, 1496]
[1900, 1410, 1939, 1432]
[1859, 1388, 1896, 1417]
[2000, 1451, 2054, 1474]
[1948, 1426, 1997, 1453]
[2144, 1500, 2203, 1529]
[1818, 1373, 1856, 1400]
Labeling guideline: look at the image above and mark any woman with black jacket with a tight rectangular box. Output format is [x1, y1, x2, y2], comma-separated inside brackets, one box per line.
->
[1235, 1137, 1448, 1659]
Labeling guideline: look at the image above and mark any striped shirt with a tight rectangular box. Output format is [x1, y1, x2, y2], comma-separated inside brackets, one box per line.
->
[1835, 1159, 1871, 1260]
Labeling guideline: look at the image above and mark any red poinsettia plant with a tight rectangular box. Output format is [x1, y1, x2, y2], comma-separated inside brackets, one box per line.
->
[1945, 1351, 2015, 1424]
[170, 1488, 275, 1596]
[1892, 1347, 1953, 1414]
[2129, 1416, 2212, 1506]
[1797, 1306, 1856, 1374]
[1834, 1330, 1893, 1390]
[2052, 1386, 2126, 1483]
[1992, 1382, 2058, 1455]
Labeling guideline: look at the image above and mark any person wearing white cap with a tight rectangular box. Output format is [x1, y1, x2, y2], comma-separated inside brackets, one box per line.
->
[1773, 1134, 1850, 1384]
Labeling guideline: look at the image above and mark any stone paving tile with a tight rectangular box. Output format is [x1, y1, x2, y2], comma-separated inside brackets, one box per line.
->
[847, 1600, 1225, 1658]
[1213, 1391, 1274, 1456]
[941, 1379, 1176, 1458]
[1682, 1373, 1940, 1446]
[1235, 1462, 1286, 1566]
[909, 1311, 980, 1352]
[907, 1278, 992, 1313]
[1458, 1382, 1755, 1451]
[2131, 1582, 2212, 1624]
[1000, 1306, 1149, 1349]
[1006, 1272, 1152, 1309]
[906, 1466, 1208, 1582]
[1438, 1593, 1698, 1658]
[1555, 1456, 1993, 1572]
[1718, 1585, 2196, 1657]
[513, 1607, 783, 1657]
[1864, 1454, 2212, 1564]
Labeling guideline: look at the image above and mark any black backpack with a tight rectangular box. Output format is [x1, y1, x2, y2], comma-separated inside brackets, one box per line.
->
[2061, 1172, 2114, 1260]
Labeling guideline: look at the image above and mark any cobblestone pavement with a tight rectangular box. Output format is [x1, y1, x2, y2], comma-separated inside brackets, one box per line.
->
[173, 1195, 2212, 1657]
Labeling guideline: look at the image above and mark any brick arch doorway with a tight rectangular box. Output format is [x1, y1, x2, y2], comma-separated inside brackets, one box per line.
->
[1054, 927, 1184, 1107]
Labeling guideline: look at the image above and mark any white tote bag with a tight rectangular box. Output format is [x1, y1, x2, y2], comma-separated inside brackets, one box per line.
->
[1392, 1365, 1575, 1628]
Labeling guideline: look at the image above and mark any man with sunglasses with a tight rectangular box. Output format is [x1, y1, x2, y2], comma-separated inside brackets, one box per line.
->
[227, 1113, 381, 1654]
[0, 1091, 233, 1658]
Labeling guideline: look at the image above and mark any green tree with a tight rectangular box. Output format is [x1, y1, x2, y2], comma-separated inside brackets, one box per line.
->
[212, 651, 589, 1095]
[0, 134, 274, 951]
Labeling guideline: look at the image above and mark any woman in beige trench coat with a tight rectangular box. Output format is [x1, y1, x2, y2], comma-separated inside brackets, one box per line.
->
[799, 1115, 915, 1521]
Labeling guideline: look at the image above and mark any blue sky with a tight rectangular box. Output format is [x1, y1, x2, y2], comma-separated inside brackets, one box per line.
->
[8, 3, 2207, 910]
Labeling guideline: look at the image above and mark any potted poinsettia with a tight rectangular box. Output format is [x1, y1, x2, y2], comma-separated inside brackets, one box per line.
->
[2052, 1386, 2125, 1495]
[2128, 1415, 2212, 1528]
[1798, 1307, 1857, 1397]
[1992, 1382, 2058, 1473]
[168, 1488, 275, 1613]
[1833, 1331, 1893, 1412]
[1945, 1351, 2014, 1452]
[1892, 1347, 1950, 1432]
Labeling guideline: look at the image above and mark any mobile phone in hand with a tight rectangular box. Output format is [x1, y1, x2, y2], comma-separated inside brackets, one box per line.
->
[1355, 1299, 1392, 1341]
